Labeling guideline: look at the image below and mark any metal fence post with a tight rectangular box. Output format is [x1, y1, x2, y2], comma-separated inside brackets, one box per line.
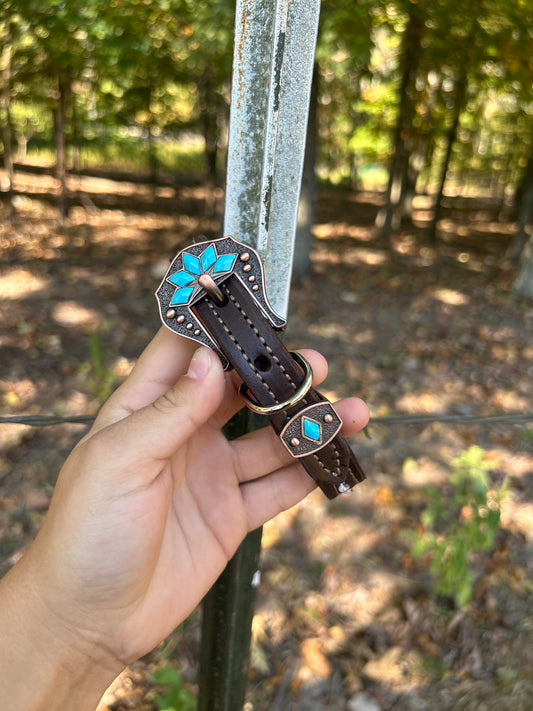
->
[197, 1, 320, 709]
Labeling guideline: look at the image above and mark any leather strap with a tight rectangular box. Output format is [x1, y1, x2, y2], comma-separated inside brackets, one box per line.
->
[156, 236, 366, 499]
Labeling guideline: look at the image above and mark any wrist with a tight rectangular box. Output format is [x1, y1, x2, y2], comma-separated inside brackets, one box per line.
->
[0, 556, 122, 711]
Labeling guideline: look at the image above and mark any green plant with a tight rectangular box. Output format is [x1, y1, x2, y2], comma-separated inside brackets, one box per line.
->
[149, 667, 196, 711]
[76, 331, 116, 403]
[410, 446, 510, 607]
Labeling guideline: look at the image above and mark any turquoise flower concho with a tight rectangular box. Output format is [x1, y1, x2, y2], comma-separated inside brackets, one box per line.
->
[155, 236, 286, 369]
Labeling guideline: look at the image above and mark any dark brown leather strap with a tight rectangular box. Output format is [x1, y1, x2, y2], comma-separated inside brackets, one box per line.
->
[156, 235, 367, 499]
[193, 277, 366, 499]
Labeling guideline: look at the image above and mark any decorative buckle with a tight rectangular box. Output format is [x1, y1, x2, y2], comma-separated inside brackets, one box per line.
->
[155, 236, 286, 369]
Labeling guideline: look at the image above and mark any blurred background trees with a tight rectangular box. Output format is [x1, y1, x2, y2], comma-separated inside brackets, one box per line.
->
[1, 0, 532, 293]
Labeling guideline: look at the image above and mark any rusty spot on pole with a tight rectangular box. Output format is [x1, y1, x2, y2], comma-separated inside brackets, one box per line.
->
[273, 30, 286, 113]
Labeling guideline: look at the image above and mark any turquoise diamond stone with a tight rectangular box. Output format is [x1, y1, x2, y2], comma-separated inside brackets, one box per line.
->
[302, 417, 321, 442]
[183, 252, 201, 275]
[170, 287, 194, 305]
[201, 245, 217, 272]
[168, 270, 195, 287]
[213, 253, 237, 274]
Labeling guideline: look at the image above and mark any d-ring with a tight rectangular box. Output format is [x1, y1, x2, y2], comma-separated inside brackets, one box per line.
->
[239, 351, 313, 415]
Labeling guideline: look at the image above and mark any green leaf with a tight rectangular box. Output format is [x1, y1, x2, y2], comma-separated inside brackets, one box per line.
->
[150, 667, 183, 686]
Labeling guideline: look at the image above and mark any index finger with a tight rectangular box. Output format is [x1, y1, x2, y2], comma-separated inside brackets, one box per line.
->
[91, 327, 198, 433]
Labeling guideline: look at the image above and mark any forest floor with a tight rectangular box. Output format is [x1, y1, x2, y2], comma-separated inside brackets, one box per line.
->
[1, 170, 532, 711]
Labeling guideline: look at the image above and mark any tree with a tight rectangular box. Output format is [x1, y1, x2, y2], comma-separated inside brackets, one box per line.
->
[513, 234, 533, 299]
[509, 149, 533, 261]
[293, 64, 319, 280]
[0, 17, 14, 209]
[12, 0, 95, 218]
[315, 0, 374, 188]
[374, 2, 425, 241]
[512, 142, 533, 297]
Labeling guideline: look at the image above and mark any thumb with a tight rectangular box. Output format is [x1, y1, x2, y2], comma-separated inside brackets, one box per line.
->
[94, 346, 226, 478]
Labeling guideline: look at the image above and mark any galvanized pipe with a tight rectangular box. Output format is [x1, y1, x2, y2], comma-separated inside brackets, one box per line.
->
[198, 2, 321, 709]
[224, 0, 321, 318]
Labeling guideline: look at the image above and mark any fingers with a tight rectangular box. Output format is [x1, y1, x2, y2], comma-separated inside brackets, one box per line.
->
[92, 332, 330, 436]
[90, 328, 198, 435]
[240, 463, 317, 532]
[231, 397, 369, 483]
[92, 347, 226, 484]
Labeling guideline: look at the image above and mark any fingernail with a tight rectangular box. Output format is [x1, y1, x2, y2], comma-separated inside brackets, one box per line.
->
[186, 347, 212, 379]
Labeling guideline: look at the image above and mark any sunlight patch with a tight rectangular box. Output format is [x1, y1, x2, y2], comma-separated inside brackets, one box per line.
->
[52, 301, 102, 328]
[0, 268, 49, 300]
[430, 287, 470, 306]
[396, 392, 443, 413]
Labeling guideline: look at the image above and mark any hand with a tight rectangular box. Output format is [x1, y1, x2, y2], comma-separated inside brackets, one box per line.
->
[0, 328, 368, 708]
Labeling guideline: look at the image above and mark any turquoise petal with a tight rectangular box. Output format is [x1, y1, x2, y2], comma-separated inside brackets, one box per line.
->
[213, 253, 237, 274]
[168, 270, 195, 287]
[170, 287, 194, 305]
[183, 253, 201, 275]
[201, 244, 217, 272]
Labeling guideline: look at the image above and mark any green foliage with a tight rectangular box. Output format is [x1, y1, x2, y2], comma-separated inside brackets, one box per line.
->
[410, 446, 510, 608]
[2, 0, 532, 190]
[76, 331, 116, 403]
[521, 428, 533, 443]
[149, 667, 196, 711]
[29, 135, 204, 175]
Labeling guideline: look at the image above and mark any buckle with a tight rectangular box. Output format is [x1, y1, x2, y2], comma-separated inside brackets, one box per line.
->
[155, 235, 286, 370]
[239, 351, 313, 414]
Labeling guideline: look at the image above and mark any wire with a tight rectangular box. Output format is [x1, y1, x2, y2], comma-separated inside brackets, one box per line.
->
[369, 413, 533, 425]
[0, 413, 531, 428]
[0, 415, 96, 426]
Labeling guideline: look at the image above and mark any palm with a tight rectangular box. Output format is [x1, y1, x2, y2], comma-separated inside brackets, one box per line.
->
[123, 425, 246, 651]
[83, 419, 248, 662]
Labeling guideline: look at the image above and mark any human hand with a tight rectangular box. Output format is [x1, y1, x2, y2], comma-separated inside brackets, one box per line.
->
[0, 328, 368, 708]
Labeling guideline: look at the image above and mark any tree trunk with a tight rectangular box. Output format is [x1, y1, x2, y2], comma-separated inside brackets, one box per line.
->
[293, 64, 318, 281]
[429, 72, 467, 242]
[54, 75, 69, 220]
[198, 75, 220, 218]
[348, 67, 368, 192]
[1, 24, 14, 210]
[507, 152, 533, 263]
[199, 76, 219, 187]
[71, 94, 81, 174]
[147, 124, 158, 183]
[375, 7, 424, 241]
[401, 148, 424, 223]
[513, 231, 533, 298]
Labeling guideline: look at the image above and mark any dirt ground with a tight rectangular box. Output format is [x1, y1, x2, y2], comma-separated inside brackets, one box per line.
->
[1, 171, 532, 710]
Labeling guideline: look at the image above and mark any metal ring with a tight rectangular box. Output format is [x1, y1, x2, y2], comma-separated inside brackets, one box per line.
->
[239, 351, 313, 415]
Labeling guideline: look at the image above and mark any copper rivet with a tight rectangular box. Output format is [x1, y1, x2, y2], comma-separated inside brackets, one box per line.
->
[240, 252, 250, 262]
[177, 315, 185, 324]
[248, 275, 256, 282]
[243, 264, 252, 272]
[324, 414, 333, 423]
[252, 285, 259, 291]
[194, 329, 201, 336]
[291, 437, 300, 447]
[166, 309, 176, 319]
[186, 323, 193, 330]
